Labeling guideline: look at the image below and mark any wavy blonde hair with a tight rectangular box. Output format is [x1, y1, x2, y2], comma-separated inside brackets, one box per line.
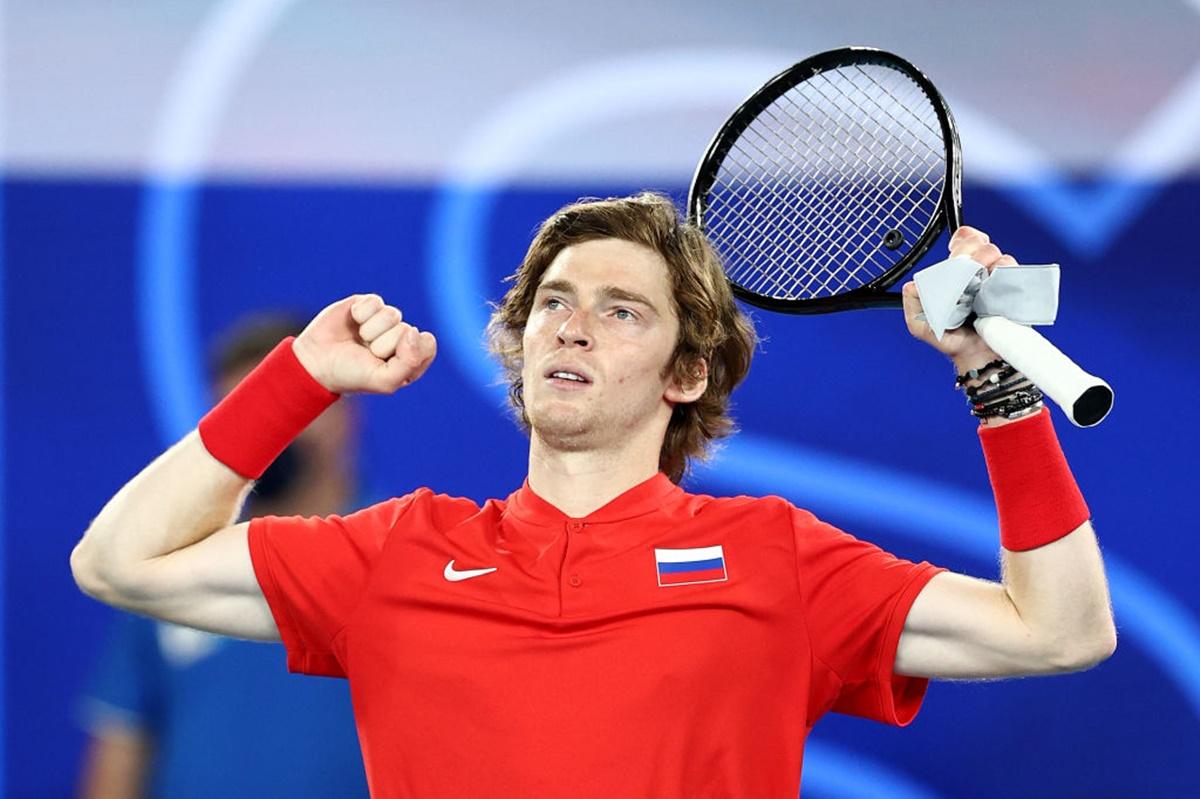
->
[486, 192, 758, 483]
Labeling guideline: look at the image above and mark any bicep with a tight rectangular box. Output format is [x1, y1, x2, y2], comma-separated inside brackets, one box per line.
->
[112, 523, 279, 642]
[894, 570, 1054, 680]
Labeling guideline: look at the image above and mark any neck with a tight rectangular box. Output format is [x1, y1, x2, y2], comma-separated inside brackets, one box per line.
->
[527, 432, 663, 518]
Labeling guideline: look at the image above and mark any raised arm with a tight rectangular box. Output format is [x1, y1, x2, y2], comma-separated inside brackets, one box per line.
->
[69, 294, 436, 640]
[892, 228, 1117, 679]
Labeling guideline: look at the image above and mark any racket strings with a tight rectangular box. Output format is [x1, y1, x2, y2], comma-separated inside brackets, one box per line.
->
[769, 72, 941, 295]
[733, 96, 940, 298]
[709, 78, 938, 299]
[712, 114, 875, 296]
[703, 61, 946, 300]
[746, 103, 879, 283]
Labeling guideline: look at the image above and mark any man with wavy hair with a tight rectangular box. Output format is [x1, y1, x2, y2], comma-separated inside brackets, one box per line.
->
[71, 192, 1115, 798]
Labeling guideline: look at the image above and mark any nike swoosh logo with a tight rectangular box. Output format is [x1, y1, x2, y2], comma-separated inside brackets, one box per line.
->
[443, 560, 498, 582]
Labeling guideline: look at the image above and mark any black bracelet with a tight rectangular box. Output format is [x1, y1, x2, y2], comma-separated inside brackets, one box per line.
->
[973, 387, 1042, 413]
[968, 374, 1031, 404]
[972, 388, 1045, 418]
[975, 400, 1045, 421]
[954, 358, 1008, 389]
[963, 365, 1018, 396]
[977, 386, 1044, 412]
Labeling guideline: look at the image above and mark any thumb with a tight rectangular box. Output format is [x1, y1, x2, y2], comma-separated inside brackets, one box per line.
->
[901, 281, 935, 344]
[367, 330, 438, 393]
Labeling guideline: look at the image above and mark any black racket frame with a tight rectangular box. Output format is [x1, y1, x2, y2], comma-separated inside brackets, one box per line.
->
[687, 46, 964, 314]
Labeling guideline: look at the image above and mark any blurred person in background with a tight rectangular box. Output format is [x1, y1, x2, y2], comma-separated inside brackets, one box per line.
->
[75, 314, 369, 799]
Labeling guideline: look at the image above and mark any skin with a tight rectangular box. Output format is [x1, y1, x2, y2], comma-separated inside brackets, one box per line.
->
[903, 224, 1025, 424]
[894, 227, 1116, 677]
[518, 238, 705, 517]
[77, 361, 359, 799]
[70, 227, 1115, 683]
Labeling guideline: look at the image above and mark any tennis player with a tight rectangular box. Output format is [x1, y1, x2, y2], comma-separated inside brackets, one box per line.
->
[72, 193, 1116, 798]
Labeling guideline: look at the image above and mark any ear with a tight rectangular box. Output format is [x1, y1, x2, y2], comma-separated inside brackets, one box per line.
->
[665, 358, 709, 404]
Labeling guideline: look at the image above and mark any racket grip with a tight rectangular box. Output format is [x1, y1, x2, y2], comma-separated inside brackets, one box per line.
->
[972, 316, 1113, 428]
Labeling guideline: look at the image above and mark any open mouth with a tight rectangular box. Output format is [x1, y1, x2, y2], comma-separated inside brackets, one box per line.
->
[545, 368, 592, 386]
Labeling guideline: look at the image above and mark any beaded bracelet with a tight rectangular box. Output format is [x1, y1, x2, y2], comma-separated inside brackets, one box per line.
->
[964, 365, 1018, 396]
[954, 358, 1007, 389]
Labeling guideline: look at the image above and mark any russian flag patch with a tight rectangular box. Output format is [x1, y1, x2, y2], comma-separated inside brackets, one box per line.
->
[655, 545, 728, 587]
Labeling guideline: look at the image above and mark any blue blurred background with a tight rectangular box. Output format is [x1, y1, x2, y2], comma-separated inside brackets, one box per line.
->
[4, 1, 1199, 796]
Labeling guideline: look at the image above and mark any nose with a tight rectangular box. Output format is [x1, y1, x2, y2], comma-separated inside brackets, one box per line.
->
[556, 310, 593, 349]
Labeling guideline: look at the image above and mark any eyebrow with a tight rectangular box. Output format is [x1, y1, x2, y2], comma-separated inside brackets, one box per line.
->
[536, 279, 661, 315]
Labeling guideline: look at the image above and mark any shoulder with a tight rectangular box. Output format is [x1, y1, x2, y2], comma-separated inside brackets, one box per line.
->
[345, 488, 485, 530]
[675, 489, 844, 545]
[676, 489, 806, 527]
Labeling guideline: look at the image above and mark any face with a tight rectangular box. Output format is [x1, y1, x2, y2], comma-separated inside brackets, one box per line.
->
[520, 237, 702, 453]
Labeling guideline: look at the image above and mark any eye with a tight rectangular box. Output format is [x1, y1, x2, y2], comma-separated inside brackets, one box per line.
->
[613, 307, 637, 321]
[544, 297, 564, 310]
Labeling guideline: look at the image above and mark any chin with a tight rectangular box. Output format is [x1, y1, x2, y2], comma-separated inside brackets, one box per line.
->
[528, 406, 600, 450]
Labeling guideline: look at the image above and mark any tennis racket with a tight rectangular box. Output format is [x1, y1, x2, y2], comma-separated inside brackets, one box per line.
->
[687, 46, 1113, 427]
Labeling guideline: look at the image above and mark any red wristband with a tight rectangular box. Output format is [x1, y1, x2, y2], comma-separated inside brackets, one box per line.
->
[198, 337, 339, 479]
[978, 409, 1090, 551]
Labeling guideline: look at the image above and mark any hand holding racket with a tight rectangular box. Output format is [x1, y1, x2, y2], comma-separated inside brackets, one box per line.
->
[687, 46, 1113, 427]
[901, 225, 1018, 358]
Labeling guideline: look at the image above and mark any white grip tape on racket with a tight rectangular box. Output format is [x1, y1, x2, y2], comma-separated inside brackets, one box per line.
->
[972, 315, 1113, 427]
[913, 256, 1113, 427]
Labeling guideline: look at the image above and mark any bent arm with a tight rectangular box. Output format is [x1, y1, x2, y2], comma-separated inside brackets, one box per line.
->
[895, 519, 1116, 679]
[71, 296, 435, 641]
[70, 431, 278, 641]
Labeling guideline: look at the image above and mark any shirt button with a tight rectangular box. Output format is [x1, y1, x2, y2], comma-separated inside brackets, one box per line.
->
[568, 574, 582, 587]
[568, 521, 584, 532]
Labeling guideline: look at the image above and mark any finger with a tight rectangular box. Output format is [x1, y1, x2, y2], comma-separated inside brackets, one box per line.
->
[900, 281, 929, 338]
[405, 332, 438, 383]
[358, 306, 403, 343]
[950, 236, 996, 264]
[994, 254, 1017, 268]
[949, 226, 988, 254]
[367, 322, 405, 359]
[970, 242, 1004, 270]
[374, 331, 435, 391]
[350, 294, 384, 325]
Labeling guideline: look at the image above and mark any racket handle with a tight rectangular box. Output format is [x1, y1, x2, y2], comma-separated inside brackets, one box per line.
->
[972, 316, 1113, 427]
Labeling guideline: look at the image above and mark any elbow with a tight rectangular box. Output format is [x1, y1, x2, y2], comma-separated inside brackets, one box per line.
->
[1047, 625, 1118, 672]
[70, 541, 103, 598]
[70, 540, 119, 604]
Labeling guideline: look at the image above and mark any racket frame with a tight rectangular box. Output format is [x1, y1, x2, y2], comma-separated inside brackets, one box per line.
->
[688, 46, 1113, 426]
[688, 46, 963, 313]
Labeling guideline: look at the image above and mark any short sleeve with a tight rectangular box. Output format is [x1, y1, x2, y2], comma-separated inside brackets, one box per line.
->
[248, 492, 424, 678]
[77, 613, 165, 735]
[792, 507, 947, 727]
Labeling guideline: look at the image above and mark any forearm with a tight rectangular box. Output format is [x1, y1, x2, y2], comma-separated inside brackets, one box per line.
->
[1001, 519, 1117, 667]
[975, 399, 1117, 668]
[71, 432, 252, 593]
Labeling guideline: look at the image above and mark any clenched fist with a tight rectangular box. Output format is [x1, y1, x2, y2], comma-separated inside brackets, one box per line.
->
[291, 294, 437, 394]
[901, 225, 1013, 370]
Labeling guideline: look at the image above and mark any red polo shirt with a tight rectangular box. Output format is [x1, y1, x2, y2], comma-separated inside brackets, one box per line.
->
[248, 473, 945, 798]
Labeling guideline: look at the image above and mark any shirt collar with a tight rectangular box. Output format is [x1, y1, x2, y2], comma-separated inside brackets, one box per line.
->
[506, 472, 682, 527]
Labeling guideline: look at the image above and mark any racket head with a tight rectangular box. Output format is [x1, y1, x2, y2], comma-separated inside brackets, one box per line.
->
[688, 47, 963, 314]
